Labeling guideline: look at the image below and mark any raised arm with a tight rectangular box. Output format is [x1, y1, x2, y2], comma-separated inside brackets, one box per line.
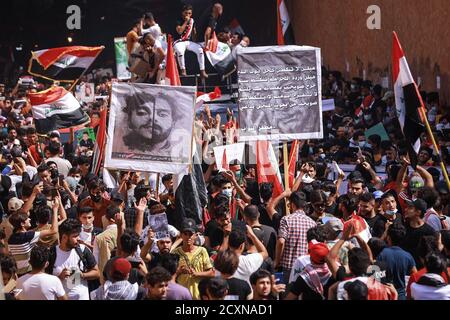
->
[326, 224, 353, 279]
[39, 196, 60, 238]
[415, 165, 434, 188]
[134, 198, 147, 236]
[22, 183, 43, 215]
[140, 228, 155, 262]
[395, 156, 410, 194]
[246, 225, 268, 260]
[222, 170, 252, 204]
[267, 190, 290, 219]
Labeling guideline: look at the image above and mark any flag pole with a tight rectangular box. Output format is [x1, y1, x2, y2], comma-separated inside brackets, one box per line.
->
[283, 141, 290, 215]
[417, 104, 450, 190]
[155, 173, 160, 196]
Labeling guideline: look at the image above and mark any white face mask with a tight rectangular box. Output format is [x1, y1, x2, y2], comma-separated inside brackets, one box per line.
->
[302, 174, 314, 184]
[74, 177, 81, 184]
[83, 223, 93, 230]
[323, 191, 331, 198]
[319, 153, 326, 159]
[222, 189, 233, 199]
[358, 141, 366, 148]
[385, 209, 397, 216]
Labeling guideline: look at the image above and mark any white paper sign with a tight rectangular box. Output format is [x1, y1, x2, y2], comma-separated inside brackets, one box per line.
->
[213, 143, 246, 171]
[322, 99, 335, 112]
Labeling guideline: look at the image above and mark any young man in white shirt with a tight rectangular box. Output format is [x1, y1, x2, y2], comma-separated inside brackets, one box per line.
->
[141, 12, 162, 40]
[224, 226, 268, 284]
[16, 246, 67, 300]
[48, 219, 100, 300]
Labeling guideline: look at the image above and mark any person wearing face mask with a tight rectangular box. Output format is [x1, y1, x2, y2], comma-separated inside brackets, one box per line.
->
[79, 179, 112, 229]
[219, 169, 252, 220]
[373, 192, 404, 239]
[309, 190, 335, 224]
[77, 207, 102, 251]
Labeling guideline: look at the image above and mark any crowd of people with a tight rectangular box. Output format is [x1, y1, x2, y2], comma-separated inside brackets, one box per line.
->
[1, 2, 450, 301]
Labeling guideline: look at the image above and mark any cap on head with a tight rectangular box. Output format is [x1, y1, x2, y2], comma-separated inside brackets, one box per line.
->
[308, 241, 330, 264]
[409, 175, 424, 191]
[181, 218, 198, 234]
[406, 198, 427, 215]
[111, 258, 132, 280]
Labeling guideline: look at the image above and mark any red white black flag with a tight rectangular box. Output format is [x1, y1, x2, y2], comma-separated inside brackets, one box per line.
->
[277, 0, 294, 45]
[392, 32, 425, 167]
[28, 46, 104, 82]
[28, 86, 90, 134]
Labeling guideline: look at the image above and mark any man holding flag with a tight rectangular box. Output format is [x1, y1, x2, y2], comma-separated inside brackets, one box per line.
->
[392, 32, 450, 189]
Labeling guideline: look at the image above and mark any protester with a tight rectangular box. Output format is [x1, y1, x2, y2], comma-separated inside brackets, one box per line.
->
[16, 246, 67, 300]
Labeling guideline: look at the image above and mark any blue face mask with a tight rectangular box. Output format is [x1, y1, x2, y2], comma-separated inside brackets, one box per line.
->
[222, 189, 232, 198]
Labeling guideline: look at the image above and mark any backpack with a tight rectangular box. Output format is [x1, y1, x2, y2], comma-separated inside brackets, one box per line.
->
[46, 245, 100, 293]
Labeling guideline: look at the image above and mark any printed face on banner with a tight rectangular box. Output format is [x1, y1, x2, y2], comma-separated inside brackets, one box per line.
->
[237, 46, 323, 141]
[105, 83, 196, 173]
[149, 213, 170, 240]
[75, 83, 95, 103]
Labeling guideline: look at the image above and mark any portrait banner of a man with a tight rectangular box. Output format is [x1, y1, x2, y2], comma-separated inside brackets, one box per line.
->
[105, 83, 196, 174]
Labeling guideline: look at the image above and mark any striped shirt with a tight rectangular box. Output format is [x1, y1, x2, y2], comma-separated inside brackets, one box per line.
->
[278, 210, 316, 270]
[8, 231, 41, 275]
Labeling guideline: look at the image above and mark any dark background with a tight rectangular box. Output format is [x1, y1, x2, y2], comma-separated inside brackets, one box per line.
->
[0, 0, 277, 81]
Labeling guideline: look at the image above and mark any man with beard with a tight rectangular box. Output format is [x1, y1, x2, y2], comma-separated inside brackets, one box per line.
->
[47, 219, 100, 300]
[120, 91, 184, 161]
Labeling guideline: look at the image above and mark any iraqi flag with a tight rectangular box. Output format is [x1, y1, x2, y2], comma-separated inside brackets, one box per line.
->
[343, 214, 372, 243]
[28, 46, 104, 82]
[205, 32, 235, 76]
[28, 86, 90, 134]
[195, 86, 221, 110]
[277, 0, 295, 45]
[256, 141, 284, 198]
[392, 32, 425, 168]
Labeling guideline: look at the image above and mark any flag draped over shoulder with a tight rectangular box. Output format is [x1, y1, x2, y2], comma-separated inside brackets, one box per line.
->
[28, 86, 90, 134]
[277, 0, 294, 45]
[392, 32, 425, 167]
[28, 46, 104, 82]
[256, 141, 284, 198]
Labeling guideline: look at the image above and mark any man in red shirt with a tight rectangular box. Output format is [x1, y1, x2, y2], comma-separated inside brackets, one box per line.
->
[80, 179, 111, 229]
[26, 127, 43, 164]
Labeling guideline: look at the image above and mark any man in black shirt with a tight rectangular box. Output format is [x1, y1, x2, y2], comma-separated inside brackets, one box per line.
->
[372, 192, 403, 238]
[358, 192, 384, 235]
[203, 3, 223, 46]
[243, 205, 277, 260]
[401, 199, 436, 267]
[204, 205, 246, 252]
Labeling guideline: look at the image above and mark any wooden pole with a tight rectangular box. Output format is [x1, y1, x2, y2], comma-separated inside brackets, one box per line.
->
[155, 173, 160, 197]
[412, 82, 450, 190]
[418, 107, 450, 190]
[283, 141, 290, 215]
